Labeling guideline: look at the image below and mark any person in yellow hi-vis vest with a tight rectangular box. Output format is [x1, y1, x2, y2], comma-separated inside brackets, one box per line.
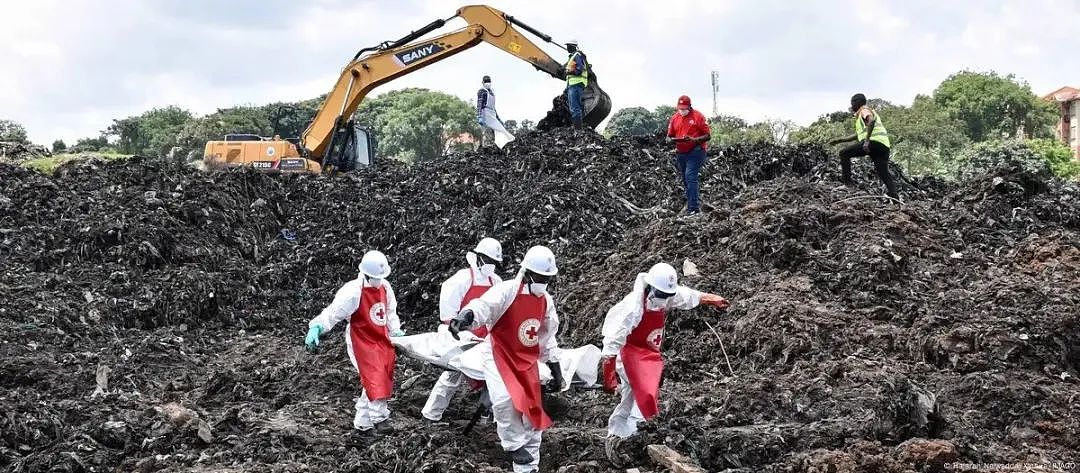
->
[829, 93, 898, 200]
[563, 39, 589, 129]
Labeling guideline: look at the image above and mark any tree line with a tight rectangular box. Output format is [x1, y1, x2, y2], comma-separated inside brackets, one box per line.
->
[3, 70, 1076, 177]
[603, 71, 1078, 179]
[4, 88, 521, 163]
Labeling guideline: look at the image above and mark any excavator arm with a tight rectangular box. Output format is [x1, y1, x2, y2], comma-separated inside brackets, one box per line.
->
[302, 4, 610, 160]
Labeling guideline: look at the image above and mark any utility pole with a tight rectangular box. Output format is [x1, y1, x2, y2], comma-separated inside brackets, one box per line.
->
[710, 71, 720, 118]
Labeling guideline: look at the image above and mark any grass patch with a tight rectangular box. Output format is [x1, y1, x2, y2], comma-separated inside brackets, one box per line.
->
[22, 152, 132, 174]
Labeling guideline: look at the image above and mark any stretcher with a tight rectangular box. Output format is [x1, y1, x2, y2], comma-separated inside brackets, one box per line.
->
[390, 324, 603, 389]
[392, 325, 603, 433]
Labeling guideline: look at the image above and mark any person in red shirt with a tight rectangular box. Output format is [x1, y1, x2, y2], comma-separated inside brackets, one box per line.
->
[666, 95, 711, 216]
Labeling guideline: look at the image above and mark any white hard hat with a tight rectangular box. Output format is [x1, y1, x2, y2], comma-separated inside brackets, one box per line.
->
[474, 237, 503, 262]
[566, 39, 578, 46]
[521, 245, 558, 276]
[645, 263, 678, 294]
[358, 250, 392, 279]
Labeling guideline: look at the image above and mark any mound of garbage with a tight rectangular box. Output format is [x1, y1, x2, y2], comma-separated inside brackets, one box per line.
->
[1, 129, 1078, 472]
[0, 141, 49, 164]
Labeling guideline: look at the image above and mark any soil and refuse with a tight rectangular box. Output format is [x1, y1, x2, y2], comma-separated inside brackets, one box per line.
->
[1, 129, 1078, 472]
[0, 142, 49, 164]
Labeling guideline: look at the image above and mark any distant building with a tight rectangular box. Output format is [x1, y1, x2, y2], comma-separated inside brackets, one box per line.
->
[1043, 86, 1080, 158]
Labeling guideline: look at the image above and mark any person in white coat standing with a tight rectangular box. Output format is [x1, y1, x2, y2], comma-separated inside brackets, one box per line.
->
[448, 245, 564, 473]
[421, 238, 505, 421]
[304, 250, 405, 433]
[600, 263, 730, 463]
[477, 75, 515, 149]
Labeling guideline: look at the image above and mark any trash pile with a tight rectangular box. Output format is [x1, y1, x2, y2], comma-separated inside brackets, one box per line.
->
[0, 141, 49, 164]
[1, 129, 1078, 472]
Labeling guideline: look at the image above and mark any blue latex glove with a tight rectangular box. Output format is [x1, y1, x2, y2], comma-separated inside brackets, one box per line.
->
[390, 329, 405, 337]
[477, 117, 484, 126]
[305, 325, 323, 352]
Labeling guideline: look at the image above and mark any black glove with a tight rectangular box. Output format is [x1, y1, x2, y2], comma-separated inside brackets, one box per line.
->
[449, 309, 474, 340]
[545, 362, 564, 393]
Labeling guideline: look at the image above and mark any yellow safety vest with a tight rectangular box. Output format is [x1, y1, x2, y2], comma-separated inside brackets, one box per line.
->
[565, 51, 589, 87]
[854, 107, 890, 148]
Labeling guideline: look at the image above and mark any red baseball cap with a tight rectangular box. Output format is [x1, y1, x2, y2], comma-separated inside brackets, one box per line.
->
[677, 95, 691, 110]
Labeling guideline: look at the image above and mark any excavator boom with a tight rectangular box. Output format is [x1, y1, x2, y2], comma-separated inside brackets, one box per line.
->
[203, 5, 611, 173]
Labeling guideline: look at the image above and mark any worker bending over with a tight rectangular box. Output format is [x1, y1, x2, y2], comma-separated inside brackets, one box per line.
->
[829, 93, 898, 200]
[305, 250, 404, 433]
[601, 263, 729, 464]
[449, 245, 564, 473]
[422, 238, 504, 421]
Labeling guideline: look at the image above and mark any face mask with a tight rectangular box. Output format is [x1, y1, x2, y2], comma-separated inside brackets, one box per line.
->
[645, 296, 667, 311]
[529, 282, 548, 296]
[365, 276, 382, 287]
[479, 263, 496, 277]
[483, 82, 491, 90]
[678, 109, 689, 117]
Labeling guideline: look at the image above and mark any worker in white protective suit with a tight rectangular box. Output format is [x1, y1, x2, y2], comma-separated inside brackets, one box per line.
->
[447, 245, 563, 473]
[421, 237, 505, 421]
[600, 262, 730, 464]
[304, 250, 405, 433]
[476, 75, 515, 149]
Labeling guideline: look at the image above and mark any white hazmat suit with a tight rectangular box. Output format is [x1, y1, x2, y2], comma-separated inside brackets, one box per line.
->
[450, 274, 560, 473]
[601, 272, 702, 438]
[422, 252, 503, 421]
[308, 277, 401, 430]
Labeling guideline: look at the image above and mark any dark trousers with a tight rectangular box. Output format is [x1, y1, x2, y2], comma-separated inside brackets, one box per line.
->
[676, 146, 706, 212]
[567, 84, 584, 125]
[839, 141, 898, 199]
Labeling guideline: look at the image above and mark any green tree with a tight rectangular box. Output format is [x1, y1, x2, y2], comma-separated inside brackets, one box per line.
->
[52, 139, 67, 153]
[708, 114, 748, 144]
[70, 136, 109, 153]
[883, 95, 970, 176]
[605, 106, 664, 136]
[933, 71, 1058, 142]
[1026, 138, 1080, 180]
[0, 119, 29, 143]
[503, 119, 536, 135]
[708, 114, 781, 144]
[654, 105, 676, 120]
[262, 96, 322, 138]
[355, 88, 478, 162]
[174, 106, 274, 160]
[106, 106, 193, 156]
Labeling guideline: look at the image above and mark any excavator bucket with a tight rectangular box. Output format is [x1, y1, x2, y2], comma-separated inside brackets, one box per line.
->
[582, 80, 612, 129]
[536, 74, 613, 131]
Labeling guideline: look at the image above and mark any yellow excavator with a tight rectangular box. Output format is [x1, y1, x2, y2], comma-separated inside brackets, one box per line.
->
[203, 4, 612, 173]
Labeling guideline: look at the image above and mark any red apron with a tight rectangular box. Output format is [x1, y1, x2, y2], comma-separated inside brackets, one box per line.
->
[348, 284, 395, 401]
[460, 268, 493, 338]
[620, 296, 666, 419]
[490, 283, 552, 430]
[441, 268, 493, 338]
[443, 268, 495, 390]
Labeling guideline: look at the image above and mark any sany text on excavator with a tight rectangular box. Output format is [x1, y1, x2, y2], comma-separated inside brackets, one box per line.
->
[203, 5, 612, 174]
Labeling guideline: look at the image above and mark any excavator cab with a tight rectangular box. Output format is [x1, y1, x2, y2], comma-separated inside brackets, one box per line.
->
[322, 119, 375, 172]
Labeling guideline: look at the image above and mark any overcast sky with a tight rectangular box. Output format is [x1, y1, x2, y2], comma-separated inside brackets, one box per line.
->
[2, 0, 1078, 145]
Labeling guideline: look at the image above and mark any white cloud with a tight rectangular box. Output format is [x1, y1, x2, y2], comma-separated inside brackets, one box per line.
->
[1, 0, 1078, 145]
